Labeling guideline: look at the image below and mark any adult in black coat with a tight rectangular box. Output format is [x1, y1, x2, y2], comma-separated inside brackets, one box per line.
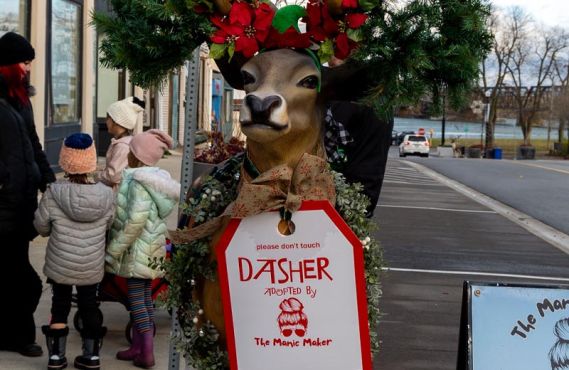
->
[0, 32, 55, 357]
[325, 101, 393, 217]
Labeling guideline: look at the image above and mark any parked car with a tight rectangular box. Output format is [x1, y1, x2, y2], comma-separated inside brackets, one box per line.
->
[391, 130, 399, 145]
[394, 131, 416, 146]
[399, 135, 430, 157]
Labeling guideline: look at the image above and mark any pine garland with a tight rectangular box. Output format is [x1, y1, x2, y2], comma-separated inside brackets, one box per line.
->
[93, 0, 213, 88]
[93, 0, 492, 109]
[158, 156, 383, 370]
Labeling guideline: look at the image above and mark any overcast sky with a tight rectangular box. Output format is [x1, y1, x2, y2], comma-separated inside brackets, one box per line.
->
[491, 0, 569, 28]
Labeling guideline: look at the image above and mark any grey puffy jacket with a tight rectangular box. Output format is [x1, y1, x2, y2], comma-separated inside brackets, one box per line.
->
[34, 181, 114, 285]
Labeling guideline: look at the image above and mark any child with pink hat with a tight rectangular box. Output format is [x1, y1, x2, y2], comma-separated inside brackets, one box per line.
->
[34, 133, 114, 370]
[105, 129, 180, 368]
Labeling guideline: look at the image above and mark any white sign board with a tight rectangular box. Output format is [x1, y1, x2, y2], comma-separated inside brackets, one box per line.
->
[459, 282, 569, 370]
[216, 200, 371, 370]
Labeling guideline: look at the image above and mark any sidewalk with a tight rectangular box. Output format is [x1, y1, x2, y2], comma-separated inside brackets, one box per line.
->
[1, 151, 184, 370]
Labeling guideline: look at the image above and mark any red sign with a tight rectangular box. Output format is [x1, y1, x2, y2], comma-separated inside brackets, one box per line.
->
[418, 127, 425, 135]
[216, 200, 372, 370]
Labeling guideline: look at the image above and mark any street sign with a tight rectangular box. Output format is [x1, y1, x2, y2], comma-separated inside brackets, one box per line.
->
[458, 281, 569, 370]
[216, 200, 372, 370]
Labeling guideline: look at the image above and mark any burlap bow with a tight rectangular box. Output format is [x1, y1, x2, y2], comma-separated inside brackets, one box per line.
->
[170, 153, 336, 244]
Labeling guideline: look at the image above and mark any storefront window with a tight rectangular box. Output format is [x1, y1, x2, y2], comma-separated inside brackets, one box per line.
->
[0, 0, 29, 36]
[96, 36, 120, 119]
[50, 0, 82, 124]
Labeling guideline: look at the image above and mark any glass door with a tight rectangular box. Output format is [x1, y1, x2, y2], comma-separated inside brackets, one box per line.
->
[45, 0, 83, 169]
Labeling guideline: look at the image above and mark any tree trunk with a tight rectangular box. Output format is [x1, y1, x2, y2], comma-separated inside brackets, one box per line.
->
[559, 118, 566, 142]
[485, 101, 497, 149]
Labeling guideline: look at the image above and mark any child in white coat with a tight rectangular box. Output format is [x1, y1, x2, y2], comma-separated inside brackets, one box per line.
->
[97, 96, 145, 189]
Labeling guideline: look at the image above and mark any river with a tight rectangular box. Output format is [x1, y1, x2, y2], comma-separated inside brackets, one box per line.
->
[394, 117, 560, 140]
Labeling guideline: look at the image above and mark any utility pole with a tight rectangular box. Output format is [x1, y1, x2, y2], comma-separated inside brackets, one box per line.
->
[441, 88, 447, 146]
[169, 47, 201, 370]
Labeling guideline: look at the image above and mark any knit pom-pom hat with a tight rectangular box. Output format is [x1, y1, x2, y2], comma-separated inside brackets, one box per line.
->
[0, 32, 35, 66]
[107, 96, 145, 130]
[129, 129, 173, 166]
[59, 133, 97, 174]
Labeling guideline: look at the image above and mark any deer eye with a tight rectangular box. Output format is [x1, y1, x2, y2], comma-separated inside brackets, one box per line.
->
[298, 75, 319, 89]
[242, 70, 256, 85]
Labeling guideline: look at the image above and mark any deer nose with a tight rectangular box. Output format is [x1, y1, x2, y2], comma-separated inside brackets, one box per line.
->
[245, 95, 282, 123]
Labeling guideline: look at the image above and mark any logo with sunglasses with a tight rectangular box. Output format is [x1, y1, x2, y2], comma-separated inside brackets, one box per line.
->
[278, 298, 308, 337]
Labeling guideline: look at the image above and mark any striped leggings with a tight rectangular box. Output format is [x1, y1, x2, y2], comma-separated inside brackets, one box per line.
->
[127, 278, 154, 333]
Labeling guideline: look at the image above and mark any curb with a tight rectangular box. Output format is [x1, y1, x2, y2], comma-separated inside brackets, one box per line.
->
[405, 160, 569, 255]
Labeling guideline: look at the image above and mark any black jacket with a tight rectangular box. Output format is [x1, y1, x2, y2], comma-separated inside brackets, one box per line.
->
[328, 101, 393, 217]
[0, 76, 55, 237]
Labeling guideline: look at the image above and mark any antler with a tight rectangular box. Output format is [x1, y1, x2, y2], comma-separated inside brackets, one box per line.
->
[327, 0, 342, 15]
[213, 0, 232, 15]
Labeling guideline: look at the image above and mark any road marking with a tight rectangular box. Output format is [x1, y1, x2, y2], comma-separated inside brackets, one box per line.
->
[406, 161, 569, 255]
[377, 204, 496, 214]
[510, 161, 569, 176]
[383, 180, 445, 186]
[383, 267, 569, 282]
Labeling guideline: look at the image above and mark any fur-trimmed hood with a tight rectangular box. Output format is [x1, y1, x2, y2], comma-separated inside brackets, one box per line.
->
[126, 167, 180, 219]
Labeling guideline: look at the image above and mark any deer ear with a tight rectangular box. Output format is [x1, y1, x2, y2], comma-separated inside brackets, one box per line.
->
[320, 61, 372, 102]
[215, 54, 249, 91]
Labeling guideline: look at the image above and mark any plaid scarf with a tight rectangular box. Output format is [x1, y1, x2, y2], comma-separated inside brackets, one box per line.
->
[324, 107, 352, 163]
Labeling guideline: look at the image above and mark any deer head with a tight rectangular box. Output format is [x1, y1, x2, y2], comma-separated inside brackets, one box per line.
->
[210, 0, 372, 173]
[218, 50, 371, 173]
[237, 49, 322, 172]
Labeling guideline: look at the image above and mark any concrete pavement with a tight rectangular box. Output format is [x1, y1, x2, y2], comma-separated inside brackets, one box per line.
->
[4, 148, 569, 370]
[407, 156, 569, 235]
[374, 157, 569, 370]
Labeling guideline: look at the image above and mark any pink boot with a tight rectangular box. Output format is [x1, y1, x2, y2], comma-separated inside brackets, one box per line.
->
[133, 331, 154, 369]
[116, 328, 142, 361]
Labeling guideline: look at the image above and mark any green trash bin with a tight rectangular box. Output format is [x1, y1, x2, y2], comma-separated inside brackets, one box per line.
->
[493, 148, 502, 159]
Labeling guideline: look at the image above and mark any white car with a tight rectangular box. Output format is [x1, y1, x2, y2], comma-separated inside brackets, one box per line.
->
[399, 135, 430, 157]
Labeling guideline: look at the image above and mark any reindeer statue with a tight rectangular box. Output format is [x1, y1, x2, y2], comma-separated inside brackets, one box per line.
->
[163, 0, 383, 367]
[93, 0, 492, 367]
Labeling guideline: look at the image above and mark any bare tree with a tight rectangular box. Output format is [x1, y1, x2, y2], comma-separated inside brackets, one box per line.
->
[506, 21, 569, 145]
[480, 6, 530, 149]
[552, 54, 569, 144]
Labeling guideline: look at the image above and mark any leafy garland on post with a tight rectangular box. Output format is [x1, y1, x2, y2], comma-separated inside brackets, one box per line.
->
[155, 156, 383, 370]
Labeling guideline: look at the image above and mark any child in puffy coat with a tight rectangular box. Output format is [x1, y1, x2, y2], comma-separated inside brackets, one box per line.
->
[105, 129, 180, 368]
[96, 96, 145, 190]
[34, 133, 114, 370]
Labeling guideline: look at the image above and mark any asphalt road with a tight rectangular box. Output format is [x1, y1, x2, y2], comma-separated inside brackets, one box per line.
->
[406, 156, 569, 235]
[373, 156, 569, 370]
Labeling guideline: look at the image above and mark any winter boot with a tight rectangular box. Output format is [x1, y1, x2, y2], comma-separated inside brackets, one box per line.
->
[74, 327, 106, 370]
[133, 331, 155, 368]
[116, 326, 142, 361]
[42, 325, 68, 370]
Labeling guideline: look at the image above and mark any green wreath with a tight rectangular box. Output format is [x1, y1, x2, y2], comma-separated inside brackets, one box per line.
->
[157, 155, 383, 370]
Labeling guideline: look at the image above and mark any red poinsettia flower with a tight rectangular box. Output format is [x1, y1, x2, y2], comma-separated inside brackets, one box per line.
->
[210, 14, 243, 45]
[265, 27, 312, 49]
[334, 13, 367, 59]
[334, 32, 357, 59]
[345, 13, 368, 29]
[342, 0, 359, 9]
[210, 1, 275, 58]
[305, 0, 339, 42]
